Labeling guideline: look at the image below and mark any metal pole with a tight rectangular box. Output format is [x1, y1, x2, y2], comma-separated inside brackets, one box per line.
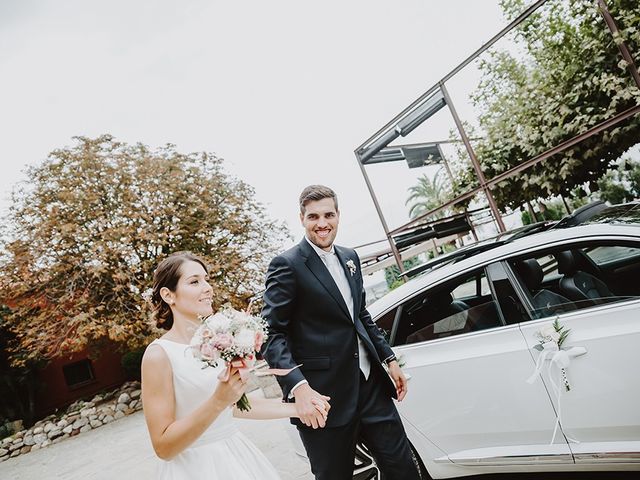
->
[438, 144, 456, 185]
[466, 210, 479, 242]
[392, 103, 640, 228]
[440, 82, 507, 233]
[598, 0, 640, 90]
[560, 194, 572, 215]
[354, 153, 405, 274]
[355, 0, 549, 154]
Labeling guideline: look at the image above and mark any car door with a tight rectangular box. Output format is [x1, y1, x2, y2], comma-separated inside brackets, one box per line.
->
[508, 239, 640, 464]
[388, 265, 572, 466]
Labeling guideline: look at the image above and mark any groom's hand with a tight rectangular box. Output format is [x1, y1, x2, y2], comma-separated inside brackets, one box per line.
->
[387, 360, 408, 401]
[293, 383, 331, 429]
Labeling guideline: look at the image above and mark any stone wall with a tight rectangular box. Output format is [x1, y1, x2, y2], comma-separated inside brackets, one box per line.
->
[0, 381, 142, 462]
[0, 363, 283, 463]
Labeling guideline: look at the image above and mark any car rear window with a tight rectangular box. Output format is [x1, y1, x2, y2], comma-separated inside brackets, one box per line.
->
[582, 245, 640, 266]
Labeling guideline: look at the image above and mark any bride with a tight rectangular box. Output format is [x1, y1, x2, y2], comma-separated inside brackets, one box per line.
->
[141, 252, 329, 479]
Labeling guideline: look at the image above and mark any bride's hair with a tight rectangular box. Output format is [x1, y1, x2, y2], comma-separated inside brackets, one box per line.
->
[151, 252, 209, 330]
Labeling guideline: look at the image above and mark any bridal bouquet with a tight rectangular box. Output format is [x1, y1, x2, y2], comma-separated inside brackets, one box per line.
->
[527, 317, 581, 445]
[190, 306, 268, 411]
[532, 318, 571, 391]
[190, 306, 299, 411]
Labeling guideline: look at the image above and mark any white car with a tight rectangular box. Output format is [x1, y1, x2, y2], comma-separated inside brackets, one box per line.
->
[354, 203, 640, 479]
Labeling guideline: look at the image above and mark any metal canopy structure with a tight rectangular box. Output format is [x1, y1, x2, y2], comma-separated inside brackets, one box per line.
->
[353, 0, 640, 275]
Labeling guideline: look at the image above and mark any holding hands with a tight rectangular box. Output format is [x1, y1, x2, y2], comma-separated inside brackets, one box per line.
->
[293, 383, 332, 428]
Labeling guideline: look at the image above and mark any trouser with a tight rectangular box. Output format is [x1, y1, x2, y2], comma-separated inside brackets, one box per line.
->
[297, 367, 421, 480]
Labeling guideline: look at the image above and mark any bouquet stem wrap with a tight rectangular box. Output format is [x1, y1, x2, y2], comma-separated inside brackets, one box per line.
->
[190, 307, 303, 412]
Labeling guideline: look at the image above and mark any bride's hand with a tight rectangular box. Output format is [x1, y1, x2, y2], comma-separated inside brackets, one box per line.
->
[213, 367, 247, 407]
[311, 395, 331, 419]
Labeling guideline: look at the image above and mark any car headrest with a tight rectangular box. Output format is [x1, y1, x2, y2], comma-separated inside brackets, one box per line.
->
[514, 258, 543, 292]
[427, 292, 454, 309]
[556, 250, 576, 275]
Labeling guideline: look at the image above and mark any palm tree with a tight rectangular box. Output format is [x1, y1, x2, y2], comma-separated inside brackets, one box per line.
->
[405, 169, 450, 219]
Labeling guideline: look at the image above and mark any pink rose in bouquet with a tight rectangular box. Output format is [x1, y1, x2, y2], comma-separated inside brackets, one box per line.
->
[254, 331, 264, 352]
[190, 307, 269, 411]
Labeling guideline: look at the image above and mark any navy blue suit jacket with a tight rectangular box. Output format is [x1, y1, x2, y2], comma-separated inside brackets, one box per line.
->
[261, 239, 396, 427]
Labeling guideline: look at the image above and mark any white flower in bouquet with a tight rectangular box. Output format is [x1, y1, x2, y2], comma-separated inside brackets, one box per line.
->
[208, 311, 233, 332]
[531, 318, 572, 392]
[538, 324, 561, 343]
[235, 328, 257, 350]
[190, 305, 304, 411]
[190, 306, 269, 411]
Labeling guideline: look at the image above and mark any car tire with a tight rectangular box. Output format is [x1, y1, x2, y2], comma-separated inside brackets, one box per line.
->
[353, 441, 429, 480]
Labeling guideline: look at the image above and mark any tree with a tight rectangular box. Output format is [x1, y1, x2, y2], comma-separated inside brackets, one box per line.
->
[625, 160, 640, 199]
[0, 305, 43, 427]
[384, 256, 421, 291]
[0, 135, 289, 366]
[466, 0, 640, 210]
[596, 170, 632, 204]
[405, 169, 450, 219]
[596, 157, 640, 203]
[520, 199, 568, 225]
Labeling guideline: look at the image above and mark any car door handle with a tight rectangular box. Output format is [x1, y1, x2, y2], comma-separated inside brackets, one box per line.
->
[566, 346, 587, 358]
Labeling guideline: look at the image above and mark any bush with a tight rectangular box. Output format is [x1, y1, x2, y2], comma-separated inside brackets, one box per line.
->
[121, 349, 145, 381]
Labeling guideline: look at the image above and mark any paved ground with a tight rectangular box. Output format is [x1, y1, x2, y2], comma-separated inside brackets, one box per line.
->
[2, 411, 638, 480]
[0, 411, 313, 480]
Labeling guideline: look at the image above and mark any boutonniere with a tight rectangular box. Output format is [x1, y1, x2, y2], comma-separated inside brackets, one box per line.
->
[346, 259, 357, 276]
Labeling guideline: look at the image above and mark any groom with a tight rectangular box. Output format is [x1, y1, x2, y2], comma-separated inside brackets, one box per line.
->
[261, 185, 420, 480]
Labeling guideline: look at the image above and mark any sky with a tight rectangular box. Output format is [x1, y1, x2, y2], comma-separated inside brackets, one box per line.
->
[0, 0, 515, 250]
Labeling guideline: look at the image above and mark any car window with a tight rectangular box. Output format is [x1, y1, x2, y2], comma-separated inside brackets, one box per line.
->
[509, 241, 640, 320]
[486, 262, 530, 324]
[375, 307, 398, 344]
[451, 273, 491, 298]
[582, 245, 640, 266]
[538, 254, 559, 282]
[391, 269, 504, 346]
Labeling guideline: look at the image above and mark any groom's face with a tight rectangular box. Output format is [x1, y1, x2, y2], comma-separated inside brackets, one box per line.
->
[301, 197, 339, 251]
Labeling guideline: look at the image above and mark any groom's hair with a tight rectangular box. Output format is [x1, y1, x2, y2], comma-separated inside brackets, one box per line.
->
[299, 185, 338, 214]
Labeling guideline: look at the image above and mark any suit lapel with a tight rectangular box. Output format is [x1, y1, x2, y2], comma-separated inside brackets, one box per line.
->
[335, 246, 377, 353]
[335, 246, 360, 316]
[300, 240, 352, 321]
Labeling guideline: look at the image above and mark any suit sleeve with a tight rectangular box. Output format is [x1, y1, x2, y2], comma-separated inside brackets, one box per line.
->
[355, 252, 395, 363]
[260, 254, 306, 399]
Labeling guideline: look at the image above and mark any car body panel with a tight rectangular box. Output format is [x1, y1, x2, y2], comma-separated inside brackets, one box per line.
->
[519, 299, 640, 460]
[364, 221, 640, 478]
[394, 324, 571, 461]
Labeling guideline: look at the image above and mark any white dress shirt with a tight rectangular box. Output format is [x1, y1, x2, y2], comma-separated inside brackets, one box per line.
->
[305, 237, 371, 379]
[290, 238, 372, 397]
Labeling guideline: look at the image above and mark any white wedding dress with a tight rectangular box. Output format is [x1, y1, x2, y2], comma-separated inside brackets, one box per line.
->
[150, 338, 281, 480]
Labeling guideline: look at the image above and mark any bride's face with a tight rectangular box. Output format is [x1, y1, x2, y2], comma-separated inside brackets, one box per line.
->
[167, 260, 213, 319]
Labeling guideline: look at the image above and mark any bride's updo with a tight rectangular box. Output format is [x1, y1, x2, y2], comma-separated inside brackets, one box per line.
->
[151, 252, 209, 330]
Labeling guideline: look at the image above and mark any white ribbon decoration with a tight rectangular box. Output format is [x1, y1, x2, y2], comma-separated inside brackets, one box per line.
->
[527, 341, 580, 445]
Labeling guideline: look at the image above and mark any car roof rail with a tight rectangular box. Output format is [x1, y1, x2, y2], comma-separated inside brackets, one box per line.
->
[400, 221, 557, 280]
[554, 200, 607, 229]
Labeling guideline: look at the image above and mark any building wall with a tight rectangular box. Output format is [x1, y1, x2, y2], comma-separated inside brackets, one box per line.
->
[35, 345, 129, 417]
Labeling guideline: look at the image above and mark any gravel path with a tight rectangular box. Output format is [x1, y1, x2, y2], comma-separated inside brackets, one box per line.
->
[0, 411, 313, 480]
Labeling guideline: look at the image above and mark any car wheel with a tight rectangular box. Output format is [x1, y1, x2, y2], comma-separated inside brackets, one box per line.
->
[353, 442, 383, 480]
[353, 441, 429, 480]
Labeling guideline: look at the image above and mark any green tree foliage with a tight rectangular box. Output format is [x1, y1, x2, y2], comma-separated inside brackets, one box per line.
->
[0, 135, 289, 366]
[520, 199, 567, 225]
[0, 305, 43, 427]
[384, 256, 422, 290]
[596, 158, 640, 203]
[628, 161, 640, 195]
[405, 169, 450, 219]
[468, 0, 640, 210]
